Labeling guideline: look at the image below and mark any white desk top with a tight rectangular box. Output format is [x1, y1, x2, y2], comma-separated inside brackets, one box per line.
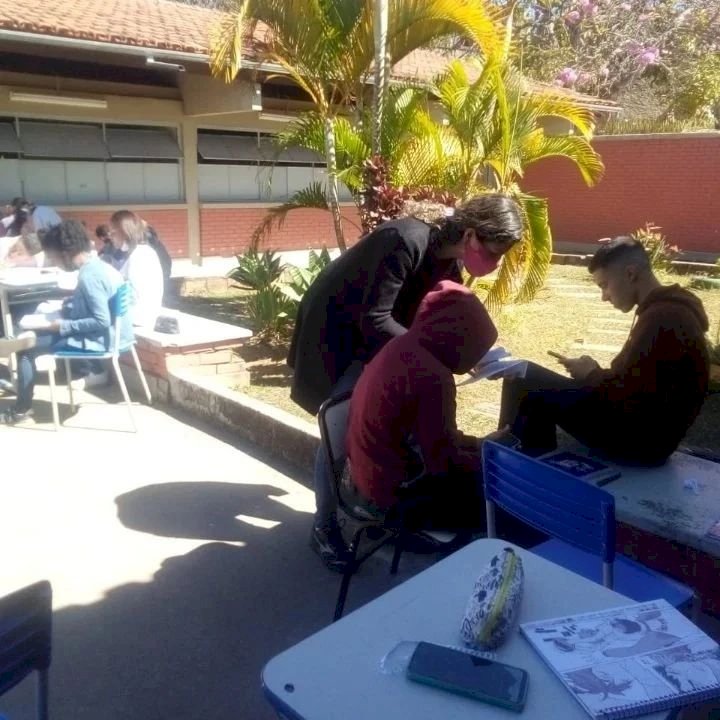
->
[262, 539, 669, 720]
[0, 267, 76, 290]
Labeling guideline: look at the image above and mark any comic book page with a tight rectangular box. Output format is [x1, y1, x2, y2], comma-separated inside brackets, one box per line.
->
[521, 600, 720, 718]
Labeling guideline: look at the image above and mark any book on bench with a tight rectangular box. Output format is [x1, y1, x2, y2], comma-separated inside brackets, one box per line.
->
[538, 450, 621, 487]
[521, 599, 720, 719]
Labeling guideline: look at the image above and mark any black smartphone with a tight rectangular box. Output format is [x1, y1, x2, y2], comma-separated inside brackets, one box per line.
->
[407, 642, 529, 712]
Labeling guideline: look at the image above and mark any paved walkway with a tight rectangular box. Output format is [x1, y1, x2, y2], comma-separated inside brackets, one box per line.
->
[0, 385, 431, 720]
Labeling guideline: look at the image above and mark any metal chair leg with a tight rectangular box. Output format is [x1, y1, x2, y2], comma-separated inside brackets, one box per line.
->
[333, 528, 364, 623]
[64, 358, 74, 413]
[46, 363, 60, 431]
[37, 668, 49, 720]
[111, 356, 136, 432]
[390, 531, 404, 575]
[129, 345, 152, 405]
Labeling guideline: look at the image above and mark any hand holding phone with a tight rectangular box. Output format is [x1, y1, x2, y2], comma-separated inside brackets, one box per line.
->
[407, 642, 529, 712]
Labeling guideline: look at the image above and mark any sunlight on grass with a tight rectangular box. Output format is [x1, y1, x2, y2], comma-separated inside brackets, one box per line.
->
[181, 264, 720, 449]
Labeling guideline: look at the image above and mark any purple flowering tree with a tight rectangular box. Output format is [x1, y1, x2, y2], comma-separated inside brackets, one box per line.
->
[505, 0, 720, 122]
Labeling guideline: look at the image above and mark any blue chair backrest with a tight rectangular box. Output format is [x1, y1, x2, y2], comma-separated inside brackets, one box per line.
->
[0, 580, 52, 697]
[110, 282, 131, 320]
[483, 441, 616, 563]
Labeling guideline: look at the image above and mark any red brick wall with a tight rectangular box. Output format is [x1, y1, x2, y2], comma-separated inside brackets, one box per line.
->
[58, 207, 189, 258]
[523, 134, 720, 254]
[199, 205, 363, 256]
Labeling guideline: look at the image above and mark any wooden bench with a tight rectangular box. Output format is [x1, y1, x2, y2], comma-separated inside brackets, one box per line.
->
[120, 309, 252, 401]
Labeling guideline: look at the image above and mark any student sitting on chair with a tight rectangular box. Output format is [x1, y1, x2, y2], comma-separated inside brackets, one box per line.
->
[345, 280, 499, 535]
[499, 237, 709, 464]
[0, 220, 132, 425]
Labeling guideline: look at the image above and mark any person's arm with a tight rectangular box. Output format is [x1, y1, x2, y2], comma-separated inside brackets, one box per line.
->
[359, 228, 422, 348]
[585, 308, 666, 398]
[413, 373, 482, 476]
[56, 275, 112, 337]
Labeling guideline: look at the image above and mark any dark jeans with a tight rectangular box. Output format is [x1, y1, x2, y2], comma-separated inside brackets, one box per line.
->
[15, 333, 66, 413]
[313, 361, 365, 529]
[500, 362, 635, 460]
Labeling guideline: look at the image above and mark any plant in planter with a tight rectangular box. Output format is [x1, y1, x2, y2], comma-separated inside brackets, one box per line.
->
[228, 249, 295, 338]
[629, 223, 680, 272]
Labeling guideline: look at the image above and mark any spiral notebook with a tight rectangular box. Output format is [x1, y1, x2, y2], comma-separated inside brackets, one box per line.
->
[521, 600, 720, 719]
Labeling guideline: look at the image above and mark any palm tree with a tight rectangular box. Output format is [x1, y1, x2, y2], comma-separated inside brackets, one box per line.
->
[210, 0, 504, 250]
[250, 57, 604, 308]
[372, 0, 390, 156]
[393, 58, 605, 309]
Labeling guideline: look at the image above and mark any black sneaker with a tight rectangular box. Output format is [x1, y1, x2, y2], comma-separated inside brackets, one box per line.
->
[310, 524, 352, 573]
[0, 408, 34, 425]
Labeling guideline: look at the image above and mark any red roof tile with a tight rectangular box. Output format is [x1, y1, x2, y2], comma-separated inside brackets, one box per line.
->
[0, 0, 219, 55]
[0, 0, 617, 110]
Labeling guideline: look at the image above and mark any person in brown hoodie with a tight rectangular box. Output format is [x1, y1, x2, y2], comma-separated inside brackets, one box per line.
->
[500, 237, 710, 465]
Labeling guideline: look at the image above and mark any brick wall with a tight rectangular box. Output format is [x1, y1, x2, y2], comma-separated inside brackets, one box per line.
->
[199, 205, 363, 256]
[58, 207, 190, 258]
[523, 134, 720, 254]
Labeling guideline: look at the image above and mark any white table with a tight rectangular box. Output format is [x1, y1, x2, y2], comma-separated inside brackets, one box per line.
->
[0, 268, 75, 382]
[263, 539, 670, 720]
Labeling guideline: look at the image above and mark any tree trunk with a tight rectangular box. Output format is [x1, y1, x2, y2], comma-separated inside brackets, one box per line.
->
[324, 115, 346, 251]
[372, 0, 389, 157]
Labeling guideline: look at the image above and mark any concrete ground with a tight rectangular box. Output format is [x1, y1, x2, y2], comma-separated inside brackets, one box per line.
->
[0, 382, 431, 720]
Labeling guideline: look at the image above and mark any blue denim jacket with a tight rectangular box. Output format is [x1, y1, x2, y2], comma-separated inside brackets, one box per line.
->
[57, 258, 133, 352]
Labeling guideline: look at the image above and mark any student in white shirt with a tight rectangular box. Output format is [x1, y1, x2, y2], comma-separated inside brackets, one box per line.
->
[110, 210, 163, 327]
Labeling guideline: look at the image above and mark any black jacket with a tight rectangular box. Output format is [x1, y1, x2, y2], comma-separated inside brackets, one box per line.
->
[287, 218, 461, 414]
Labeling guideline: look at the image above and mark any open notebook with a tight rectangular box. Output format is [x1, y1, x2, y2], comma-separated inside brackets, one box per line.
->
[521, 600, 720, 719]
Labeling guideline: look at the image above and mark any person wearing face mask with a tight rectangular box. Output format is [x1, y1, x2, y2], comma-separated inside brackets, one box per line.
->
[287, 193, 523, 570]
[0, 220, 132, 425]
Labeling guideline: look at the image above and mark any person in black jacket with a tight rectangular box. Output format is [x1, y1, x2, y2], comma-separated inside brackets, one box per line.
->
[143, 222, 173, 302]
[288, 193, 524, 570]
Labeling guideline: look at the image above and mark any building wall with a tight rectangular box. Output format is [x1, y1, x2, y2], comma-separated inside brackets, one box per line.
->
[199, 204, 363, 255]
[523, 133, 720, 254]
[58, 205, 190, 257]
[59, 203, 363, 257]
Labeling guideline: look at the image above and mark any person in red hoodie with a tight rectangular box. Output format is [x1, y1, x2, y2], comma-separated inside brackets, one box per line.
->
[500, 237, 710, 464]
[346, 280, 498, 529]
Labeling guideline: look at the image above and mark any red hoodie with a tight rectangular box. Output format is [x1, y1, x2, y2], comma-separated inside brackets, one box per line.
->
[347, 280, 498, 510]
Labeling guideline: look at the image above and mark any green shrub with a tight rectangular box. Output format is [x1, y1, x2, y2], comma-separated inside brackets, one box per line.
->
[246, 286, 295, 338]
[630, 223, 680, 272]
[228, 249, 284, 291]
[278, 248, 332, 305]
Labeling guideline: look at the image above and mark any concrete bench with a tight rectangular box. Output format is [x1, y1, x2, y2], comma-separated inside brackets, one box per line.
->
[121, 309, 252, 401]
[564, 444, 720, 614]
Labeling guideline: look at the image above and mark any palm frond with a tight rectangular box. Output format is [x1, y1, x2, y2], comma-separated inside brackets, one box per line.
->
[209, 1, 249, 82]
[521, 133, 604, 187]
[483, 241, 524, 314]
[514, 193, 552, 303]
[250, 182, 330, 251]
[385, 0, 504, 65]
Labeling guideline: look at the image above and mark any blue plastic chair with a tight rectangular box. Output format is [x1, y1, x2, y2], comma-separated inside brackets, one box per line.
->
[0, 580, 52, 720]
[482, 441, 697, 616]
[44, 282, 152, 431]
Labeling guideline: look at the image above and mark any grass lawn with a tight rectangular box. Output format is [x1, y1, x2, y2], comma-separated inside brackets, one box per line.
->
[172, 265, 720, 452]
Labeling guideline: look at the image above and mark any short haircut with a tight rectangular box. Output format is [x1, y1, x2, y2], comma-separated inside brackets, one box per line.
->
[41, 219, 91, 256]
[95, 223, 111, 239]
[588, 236, 650, 273]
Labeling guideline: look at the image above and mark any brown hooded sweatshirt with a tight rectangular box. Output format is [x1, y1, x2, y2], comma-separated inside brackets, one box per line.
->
[347, 280, 497, 510]
[584, 284, 709, 463]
